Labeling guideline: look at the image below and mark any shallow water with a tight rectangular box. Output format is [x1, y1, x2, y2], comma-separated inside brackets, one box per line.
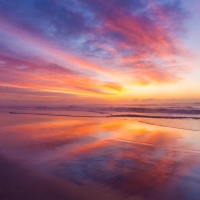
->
[0, 111, 200, 200]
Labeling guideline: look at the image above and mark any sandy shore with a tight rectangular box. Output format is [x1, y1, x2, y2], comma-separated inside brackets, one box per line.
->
[0, 154, 144, 200]
[0, 154, 84, 200]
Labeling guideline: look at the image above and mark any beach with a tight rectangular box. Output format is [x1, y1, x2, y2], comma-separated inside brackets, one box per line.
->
[0, 106, 200, 200]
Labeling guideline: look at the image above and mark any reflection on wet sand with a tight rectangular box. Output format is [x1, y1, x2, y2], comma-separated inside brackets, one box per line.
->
[0, 113, 200, 200]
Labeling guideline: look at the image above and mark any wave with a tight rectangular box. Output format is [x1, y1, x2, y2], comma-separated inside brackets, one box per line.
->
[9, 111, 200, 120]
[8, 112, 107, 118]
[95, 107, 200, 115]
[3, 104, 200, 116]
[110, 114, 200, 119]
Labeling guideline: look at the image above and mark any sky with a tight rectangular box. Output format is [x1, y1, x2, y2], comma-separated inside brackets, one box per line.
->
[0, 0, 200, 105]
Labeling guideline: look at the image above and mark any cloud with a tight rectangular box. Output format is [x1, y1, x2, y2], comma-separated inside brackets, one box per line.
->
[81, 0, 190, 83]
[0, 0, 192, 98]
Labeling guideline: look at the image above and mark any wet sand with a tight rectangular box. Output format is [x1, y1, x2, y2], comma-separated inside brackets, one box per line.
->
[0, 154, 144, 200]
[1, 112, 200, 200]
[0, 153, 84, 200]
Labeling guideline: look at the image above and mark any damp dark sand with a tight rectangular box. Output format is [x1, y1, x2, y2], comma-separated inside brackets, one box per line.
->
[0, 154, 145, 200]
[0, 111, 200, 200]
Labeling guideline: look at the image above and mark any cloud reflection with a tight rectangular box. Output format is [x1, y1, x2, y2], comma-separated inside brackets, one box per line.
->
[1, 115, 199, 199]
